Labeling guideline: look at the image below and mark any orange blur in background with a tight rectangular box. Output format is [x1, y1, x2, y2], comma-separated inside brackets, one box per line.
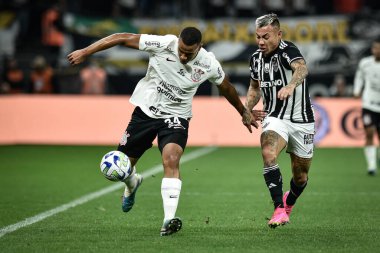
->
[0, 96, 370, 147]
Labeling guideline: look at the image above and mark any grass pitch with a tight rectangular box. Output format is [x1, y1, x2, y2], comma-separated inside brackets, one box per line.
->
[0, 145, 379, 253]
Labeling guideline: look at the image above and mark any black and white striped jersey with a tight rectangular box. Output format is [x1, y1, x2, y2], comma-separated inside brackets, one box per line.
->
[249, 40, 314, 123]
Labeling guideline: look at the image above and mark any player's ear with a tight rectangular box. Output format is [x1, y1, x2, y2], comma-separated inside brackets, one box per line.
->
[278, 30, 283, 38]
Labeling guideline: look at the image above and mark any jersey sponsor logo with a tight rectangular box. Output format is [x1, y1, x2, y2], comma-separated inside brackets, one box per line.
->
[149, 106, 170, 115]
[166, 57, 176, 62]
[216, 67, 223, 80]
[157, 86, 182, 103]
[194, 60, 210, 69]
[119, 131, 130, 146]
[145, 41, 161, 47]
[191, 68, 204, 82]
[260, 79, 283, 87]
[149, 106, 160, 114]
[159, 80, 186, 95]
[268, 183, 277, 189]
[157, 80, 185, 103]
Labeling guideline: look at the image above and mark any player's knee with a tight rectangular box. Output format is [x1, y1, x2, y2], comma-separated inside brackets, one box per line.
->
[261, 148, 277, 165]
[293, 174, 308, 186]
[163, 153, 180, 169]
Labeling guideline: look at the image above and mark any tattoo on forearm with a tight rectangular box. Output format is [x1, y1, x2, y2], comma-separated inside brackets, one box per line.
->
[246, 86, 261, 110]
[290, 59, 308, 87]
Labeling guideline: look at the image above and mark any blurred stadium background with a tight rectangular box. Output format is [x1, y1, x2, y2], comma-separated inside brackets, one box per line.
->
[1, 0, 379, 146]
[1, 1, 380, 252]
[0, 0, 380, 97]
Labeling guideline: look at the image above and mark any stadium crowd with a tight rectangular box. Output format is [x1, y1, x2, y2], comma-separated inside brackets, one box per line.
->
[0, 0, 379, 95]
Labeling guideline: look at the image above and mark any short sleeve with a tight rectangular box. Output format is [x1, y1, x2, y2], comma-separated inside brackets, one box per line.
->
[280, 43, 304, 68]
[353, 58, 365, 96]
[139, 34, 177, 53]
[249, 54, 259, 80]
[207, 58, 225, 85]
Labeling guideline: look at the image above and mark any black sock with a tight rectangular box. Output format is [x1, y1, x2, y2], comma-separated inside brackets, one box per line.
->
[263, 165, 283, 209]
[287, 178, 308, 206]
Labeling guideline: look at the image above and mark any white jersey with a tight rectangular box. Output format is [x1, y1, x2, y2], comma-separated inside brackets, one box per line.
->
[129, 34, 225, 119]
[353, 56, 380, 113]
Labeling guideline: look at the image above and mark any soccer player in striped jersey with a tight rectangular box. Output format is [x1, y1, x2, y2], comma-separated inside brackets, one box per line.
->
[353, 36, 380, 176]
[245, 14, 315, 228]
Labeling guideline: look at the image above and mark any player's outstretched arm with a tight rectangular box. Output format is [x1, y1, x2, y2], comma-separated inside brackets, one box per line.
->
[218, 76, 263, 133]
[246, 79, 261, 111]
[67, 33, 141, 65]
[245, 78, 266, 131]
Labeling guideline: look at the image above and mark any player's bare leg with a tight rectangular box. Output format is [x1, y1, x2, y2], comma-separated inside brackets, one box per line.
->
[261, 130, 289, 228]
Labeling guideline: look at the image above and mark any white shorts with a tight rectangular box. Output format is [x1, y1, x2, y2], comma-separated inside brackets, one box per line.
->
[261, 117, 315, 158]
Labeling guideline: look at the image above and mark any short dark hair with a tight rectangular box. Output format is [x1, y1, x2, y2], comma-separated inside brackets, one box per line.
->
[179, 27, 202, 46]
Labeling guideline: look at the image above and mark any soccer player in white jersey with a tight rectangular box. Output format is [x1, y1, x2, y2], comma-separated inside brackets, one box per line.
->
[244, 14, 315, 228]
[67, 27, 265, 236]
[353, 36, 380, 176]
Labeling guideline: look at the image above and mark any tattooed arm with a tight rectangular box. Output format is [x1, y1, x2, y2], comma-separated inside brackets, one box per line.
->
[246, 79, 261, 111]
[244, 79, 267, 130]
[277, 58, 308, 100]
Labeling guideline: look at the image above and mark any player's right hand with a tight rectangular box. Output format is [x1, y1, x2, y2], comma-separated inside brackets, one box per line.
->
[252, 109, 267, 121]
[67, 49, 87, 65]
[242, 108, 267, 133]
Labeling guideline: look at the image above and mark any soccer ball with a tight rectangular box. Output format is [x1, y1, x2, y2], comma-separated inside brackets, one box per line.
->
[100, 151, 132, 181]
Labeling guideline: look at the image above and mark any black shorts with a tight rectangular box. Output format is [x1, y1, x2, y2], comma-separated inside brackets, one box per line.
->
[117, 107, 189, 158]
[362, 108, 380, 132]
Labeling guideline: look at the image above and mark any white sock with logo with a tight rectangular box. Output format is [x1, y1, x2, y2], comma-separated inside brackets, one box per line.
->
[364, 146, 377, 171]
[161, 178, 182, 224]
[123, 167, 138, 195]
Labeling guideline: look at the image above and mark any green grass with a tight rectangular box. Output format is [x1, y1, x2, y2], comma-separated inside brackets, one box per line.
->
[0, 145, 379, 253]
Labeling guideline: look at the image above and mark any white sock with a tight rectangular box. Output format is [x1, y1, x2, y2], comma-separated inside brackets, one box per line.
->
[123, 167, 138, 194]
[364, 146, 377, 171]
[161, 178, 182, 224]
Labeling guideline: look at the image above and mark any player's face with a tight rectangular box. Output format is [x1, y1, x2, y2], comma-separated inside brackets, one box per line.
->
[178, 39, 201, 64]
[255, 25, 282, 56]
[372, 42, 380, 61]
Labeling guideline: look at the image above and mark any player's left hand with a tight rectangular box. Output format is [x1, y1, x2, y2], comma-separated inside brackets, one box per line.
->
[277, 84, 295, 100]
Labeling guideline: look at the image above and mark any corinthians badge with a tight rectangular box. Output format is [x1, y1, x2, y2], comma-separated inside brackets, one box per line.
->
[191, 68, 204, 82]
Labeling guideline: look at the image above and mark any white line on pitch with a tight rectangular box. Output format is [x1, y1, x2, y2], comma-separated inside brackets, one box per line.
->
[0, 146, 218, 239]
